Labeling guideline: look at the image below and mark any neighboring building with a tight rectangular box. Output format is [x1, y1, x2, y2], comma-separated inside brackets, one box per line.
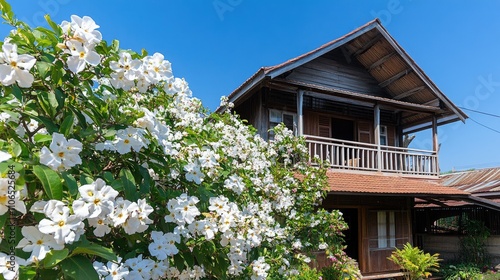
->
[416, 168, 500, 265]
[224, 19, 497, 278]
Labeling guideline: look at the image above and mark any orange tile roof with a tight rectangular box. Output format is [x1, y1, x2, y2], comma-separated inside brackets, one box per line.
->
[326, 171, 469, 196]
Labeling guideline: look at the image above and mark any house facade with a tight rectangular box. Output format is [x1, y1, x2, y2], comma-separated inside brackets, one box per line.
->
[224, 19, 478, 278]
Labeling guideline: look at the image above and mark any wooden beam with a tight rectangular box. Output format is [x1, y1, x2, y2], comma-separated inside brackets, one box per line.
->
[352, 34, 383, 57]
[432, 115, 439, 153]
[423, 98, 439, 106]
[419, 197, 448, 207]
[379, 69, 412, 88]
[368, 52, 395, 71]
[297, 90, 304, 136]
[393, 86, 426, 100]
[374, 104, 381, 172]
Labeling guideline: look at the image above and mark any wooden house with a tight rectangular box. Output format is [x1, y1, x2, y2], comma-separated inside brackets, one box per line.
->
[223, 19, 496, 278]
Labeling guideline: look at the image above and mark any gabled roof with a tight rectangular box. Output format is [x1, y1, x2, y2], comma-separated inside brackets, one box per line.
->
[225, 19, 467, 133]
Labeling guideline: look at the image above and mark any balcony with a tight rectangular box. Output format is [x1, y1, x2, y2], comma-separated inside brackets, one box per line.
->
[305, 135, 438, 177]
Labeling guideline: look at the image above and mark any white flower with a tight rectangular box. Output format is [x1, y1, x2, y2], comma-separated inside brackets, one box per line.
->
[0, 252, 25, 280]
[124, 255, 155, 280]
[0, 151, 11, 163]
[0, 178, 26, 215]
[38, 202, 83, 245]
[184, 161, 204, 184]
[0, 42, 36, 88]
[141, 52, 172, 83]
[165, 194, 200, 225]
[40, 133, 82, 171]
[208, 195, 230, 215]
[72, 178, 118, 219]
[61, 15, 102, 45]
[87, 216, 112, 237]
[93, 258, 129, 280]
[16, 226, 64, 264]
[224, 175, 245, 195]
[65, 40, 100, 73]
[98, 127, 149, 155]
[148, 231, 180, 260]
[251, 256, 270, 280]
[110, 52, 141, 80]
[110, 71, 135, 90]
[116, 198, 153, 234]
[292, 239, 303, 250]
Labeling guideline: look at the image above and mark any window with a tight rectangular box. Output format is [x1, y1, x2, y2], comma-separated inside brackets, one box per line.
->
[269, 109, 297, 139]
[377, 211, 396, 248]
[379, 125, 388, 146]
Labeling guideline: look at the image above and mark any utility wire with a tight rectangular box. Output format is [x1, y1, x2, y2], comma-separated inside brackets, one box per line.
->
[458, 106, 500, 118]
[468, 117, 500, 134]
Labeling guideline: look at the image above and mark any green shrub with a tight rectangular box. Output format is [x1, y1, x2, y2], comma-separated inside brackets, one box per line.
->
[484, 270, 500, 280]
[460, 219, 491, 267]
[388, 243, 441, 280]
[441, 264, 482, 280]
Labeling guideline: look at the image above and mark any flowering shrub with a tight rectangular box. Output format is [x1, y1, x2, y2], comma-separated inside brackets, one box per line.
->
[321, 252, 362, 280]
[0, 1, 349, 279]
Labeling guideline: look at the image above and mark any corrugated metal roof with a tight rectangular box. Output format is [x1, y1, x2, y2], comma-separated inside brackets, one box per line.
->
[440, 168, 500, 194]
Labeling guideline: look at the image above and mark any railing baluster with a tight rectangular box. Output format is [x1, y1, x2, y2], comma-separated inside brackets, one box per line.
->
[303, 135, 437, 176]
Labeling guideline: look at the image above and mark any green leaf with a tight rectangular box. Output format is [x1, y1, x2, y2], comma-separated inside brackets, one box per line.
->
[36, 116, 59, 134]
[111, 39, 119, 52]
[61, 172, 78, 197]
[102, 171, 114, 184]
[60, 255, 99, 280]
[44, 14, 61, 36]
[71, 243, 117, 262]
[36, 61, 52, 78]
[80, 174, 94, 185]
[138, 165, 151, 195]
[18, 265, 37, 280]
[11, 140, 22, 157]
[42, 249, 69, 268]
[120, 168, 138, 201]
[11, 84, 22, 101]
[110, 179, 123, 192]
[37, 91, 59, 117]
[33, 165, 63, 200]
[34, 134, 52, 143]
[59, 113, 74, 136]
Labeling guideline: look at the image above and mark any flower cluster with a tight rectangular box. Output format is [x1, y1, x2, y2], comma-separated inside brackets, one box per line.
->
[60, 15, 101, 73]
[110, 51, 172, 93]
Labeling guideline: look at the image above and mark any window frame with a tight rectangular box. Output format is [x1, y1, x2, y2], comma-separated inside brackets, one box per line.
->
[268, 109, 297, 139]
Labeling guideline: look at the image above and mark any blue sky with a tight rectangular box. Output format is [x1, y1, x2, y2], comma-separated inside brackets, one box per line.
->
[2, 0, 500, 173]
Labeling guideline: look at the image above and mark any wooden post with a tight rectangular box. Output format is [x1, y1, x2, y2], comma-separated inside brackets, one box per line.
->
[297, 90, 304, 136]
[374, 104, 381, 171]
[432, 115, 439, 175]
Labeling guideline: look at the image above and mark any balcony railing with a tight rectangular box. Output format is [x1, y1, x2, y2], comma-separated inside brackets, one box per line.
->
[305, 135, 438, 176]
